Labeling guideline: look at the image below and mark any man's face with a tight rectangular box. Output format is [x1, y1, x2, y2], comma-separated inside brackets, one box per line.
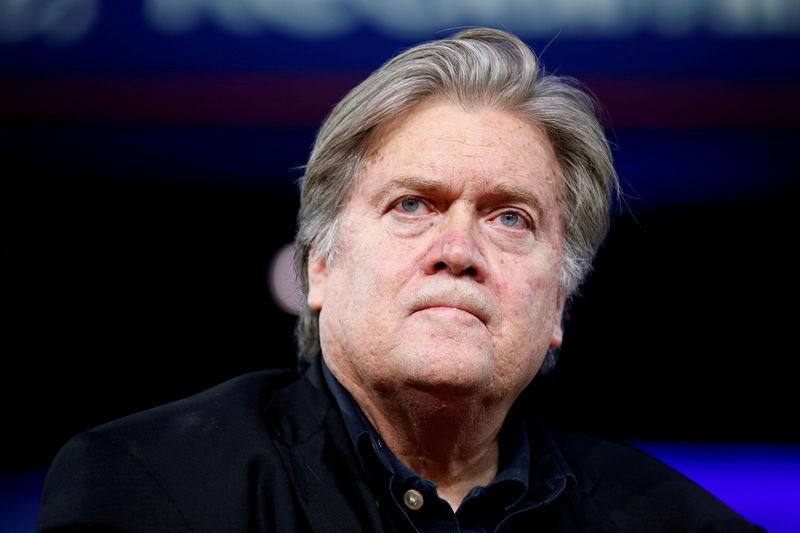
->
[308, 100, 564, 408]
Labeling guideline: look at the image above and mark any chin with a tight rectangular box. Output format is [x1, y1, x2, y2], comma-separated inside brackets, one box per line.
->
[393, 344, 496, 396]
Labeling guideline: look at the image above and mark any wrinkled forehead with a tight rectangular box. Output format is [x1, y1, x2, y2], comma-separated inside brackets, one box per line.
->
[353, 100, 565, 207]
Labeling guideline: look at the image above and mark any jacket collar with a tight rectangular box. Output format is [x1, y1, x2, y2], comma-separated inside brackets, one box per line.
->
[263, 358, 386, 533]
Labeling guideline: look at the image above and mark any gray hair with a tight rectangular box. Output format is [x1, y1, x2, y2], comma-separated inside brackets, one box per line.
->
[294, 27, 618, 371]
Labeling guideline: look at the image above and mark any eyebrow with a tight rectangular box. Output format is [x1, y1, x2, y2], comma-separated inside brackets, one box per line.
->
[482, 182, 544, 217]
[371, 176, 457, 206]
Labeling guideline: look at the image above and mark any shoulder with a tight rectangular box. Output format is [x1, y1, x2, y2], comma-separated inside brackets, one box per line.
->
[553, 430, 764, 532]
[92, 369, 300, 446]
[37, 369, 304, 533]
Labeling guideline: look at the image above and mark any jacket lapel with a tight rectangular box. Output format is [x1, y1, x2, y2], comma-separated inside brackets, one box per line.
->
[264, 360, 386, 533]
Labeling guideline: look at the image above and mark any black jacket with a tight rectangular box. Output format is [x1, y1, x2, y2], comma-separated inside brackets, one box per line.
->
[37, 362, 763, 532]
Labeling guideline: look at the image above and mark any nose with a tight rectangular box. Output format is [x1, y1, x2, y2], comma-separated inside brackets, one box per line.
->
[423, 211, 487, 282]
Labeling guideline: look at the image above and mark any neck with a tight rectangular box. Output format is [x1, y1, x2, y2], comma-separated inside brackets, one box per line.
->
[354, 385, 512, 510]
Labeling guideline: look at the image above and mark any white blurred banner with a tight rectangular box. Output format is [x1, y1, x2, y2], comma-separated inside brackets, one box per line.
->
[2, 0, 799, 45]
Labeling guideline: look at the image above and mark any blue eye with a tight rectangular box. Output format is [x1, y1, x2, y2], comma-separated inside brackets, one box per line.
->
[500, 212, 519, 227]
[400, 197, 420, 213]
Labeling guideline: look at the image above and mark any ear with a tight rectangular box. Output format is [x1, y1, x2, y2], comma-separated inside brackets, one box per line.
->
[550, 321, 564, 348]
[550, 301, 564, 348]
[307, 249, 328, 310]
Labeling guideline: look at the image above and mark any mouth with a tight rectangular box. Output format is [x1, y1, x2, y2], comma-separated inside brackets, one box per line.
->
[410, 292, 491, 326]
[418, 305, 484, 325]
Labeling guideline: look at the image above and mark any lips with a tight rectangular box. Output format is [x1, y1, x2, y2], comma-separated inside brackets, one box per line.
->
[408, 290, 492, 326]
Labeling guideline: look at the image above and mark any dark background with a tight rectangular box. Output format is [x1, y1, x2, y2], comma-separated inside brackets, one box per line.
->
[3, 1, 799, 475]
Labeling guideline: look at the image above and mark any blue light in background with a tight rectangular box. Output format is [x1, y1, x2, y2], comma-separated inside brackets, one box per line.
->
[0, 467, 47, 533]
[631, 441, 800, 533]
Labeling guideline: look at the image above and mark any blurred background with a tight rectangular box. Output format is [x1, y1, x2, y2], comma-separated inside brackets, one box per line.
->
[2, 0, 799, 531]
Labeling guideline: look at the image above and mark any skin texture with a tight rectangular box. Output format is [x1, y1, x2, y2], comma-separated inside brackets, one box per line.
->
[307, 100, 565, 509]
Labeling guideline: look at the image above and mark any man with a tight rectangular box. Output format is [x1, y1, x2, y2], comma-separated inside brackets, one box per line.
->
[37, 28, 762, 532]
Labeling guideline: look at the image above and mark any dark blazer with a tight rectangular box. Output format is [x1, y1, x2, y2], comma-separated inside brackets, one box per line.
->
[37, 362, 763, 532]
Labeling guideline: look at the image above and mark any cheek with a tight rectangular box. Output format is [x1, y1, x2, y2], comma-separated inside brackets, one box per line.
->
[333, 233, 407, 307]
[494, 258, 545, 304]
[498, 259, 561, 333]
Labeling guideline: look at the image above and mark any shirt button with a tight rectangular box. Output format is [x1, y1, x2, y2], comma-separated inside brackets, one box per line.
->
[403, 489, 424, 510]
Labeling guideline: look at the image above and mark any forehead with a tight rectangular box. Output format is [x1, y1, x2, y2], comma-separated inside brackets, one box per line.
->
[358, 100, 562, 199]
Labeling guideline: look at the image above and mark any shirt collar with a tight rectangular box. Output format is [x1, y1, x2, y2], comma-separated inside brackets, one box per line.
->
[321, 358, 375, 450]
